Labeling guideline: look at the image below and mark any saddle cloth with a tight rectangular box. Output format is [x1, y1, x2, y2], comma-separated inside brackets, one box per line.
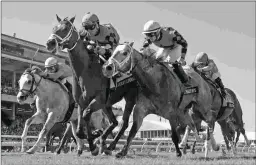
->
[110, 73, 136, 89]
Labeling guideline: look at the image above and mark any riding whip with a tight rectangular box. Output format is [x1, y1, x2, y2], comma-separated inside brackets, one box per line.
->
[30, 48, 40, 68]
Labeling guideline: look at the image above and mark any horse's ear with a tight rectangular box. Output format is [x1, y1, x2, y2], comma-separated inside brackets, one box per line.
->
[70, 15, 76, 23]
[56, 14, 62, 22]
[129, 41, 134, 47]
[31, 66, 43, 74]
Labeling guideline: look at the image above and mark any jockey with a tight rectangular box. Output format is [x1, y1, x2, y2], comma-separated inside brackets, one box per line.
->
[193, 52, 227, 98]
[79, 12, 120, 61]
[30, 57, 74, 108]
[141, 20, 190, 86]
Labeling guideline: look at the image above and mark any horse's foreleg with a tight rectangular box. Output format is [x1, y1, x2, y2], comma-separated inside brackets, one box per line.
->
[179, 126, 191, 148]
[44, 133, 51, 152]
[56, 123, 71, 155]
[21, 112, 45, 152]
[235, 131, 240, 147]
[107, 101, 135, 152]
[240, 127, 250, 146]
[82, 108, 98, 156]
[204, 124, 220, 158]
[98, 105, 119, 155]
[76, 104, 88, 139]
[191, 141, 197, 154]
[169, 117, 182, 157]
[116, 103, 147, 158]
[26, 112, 56, 154]
[70, 120, 84, 156]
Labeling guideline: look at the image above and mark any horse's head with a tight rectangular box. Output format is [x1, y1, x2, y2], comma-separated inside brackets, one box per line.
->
[46, 15, 79, 54]
[16, 66, 43, 104]
[102, 42, 135, 78]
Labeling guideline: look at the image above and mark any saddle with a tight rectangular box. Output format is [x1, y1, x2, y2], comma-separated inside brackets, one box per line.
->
[54, 80, 76, 123]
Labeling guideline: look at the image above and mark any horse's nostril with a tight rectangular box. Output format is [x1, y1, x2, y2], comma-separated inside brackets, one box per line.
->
[106, 65, 112, 71]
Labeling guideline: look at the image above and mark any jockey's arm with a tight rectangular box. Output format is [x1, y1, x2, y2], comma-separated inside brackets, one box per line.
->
[47, 70, 65, 81]
[142, 39, 152, 48]
[172, 30, 188, 59]
[201, 61, 215, 72]
[105, 32, 120, 53]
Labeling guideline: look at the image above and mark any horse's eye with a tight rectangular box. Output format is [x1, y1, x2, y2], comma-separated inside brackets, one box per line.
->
[27, 80, 32, 84]
[123, 52, 128, 56]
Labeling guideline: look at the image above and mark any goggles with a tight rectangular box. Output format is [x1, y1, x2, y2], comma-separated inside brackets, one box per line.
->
[82, 21, 96, 30]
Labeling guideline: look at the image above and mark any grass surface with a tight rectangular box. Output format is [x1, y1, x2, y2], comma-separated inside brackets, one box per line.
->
[1, 151, 256, 165]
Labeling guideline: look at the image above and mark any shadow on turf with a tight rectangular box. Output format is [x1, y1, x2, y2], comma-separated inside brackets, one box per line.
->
[191, 155, 256, 161]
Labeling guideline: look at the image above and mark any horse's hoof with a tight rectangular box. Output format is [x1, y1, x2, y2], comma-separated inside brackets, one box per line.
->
[176, 152, 182, 157]
[91, 147, 99, 156]
[191, 149, 195, 154]
[216, 145, 220, 151]
[26, 149, 35, 154]
[107, 145, 116, 151]
[99, 144, 107, 154]
[77, 150, 82, 156]
[104, 149, 112, 156]
[182, 148, 187, 155]
[115, 152, 125, 159]
[76, 130, 87, 139]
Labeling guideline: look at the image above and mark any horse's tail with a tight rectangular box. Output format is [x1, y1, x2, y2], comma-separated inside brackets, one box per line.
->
[225, 88, 250, 144]
[225, 88, 244, 128]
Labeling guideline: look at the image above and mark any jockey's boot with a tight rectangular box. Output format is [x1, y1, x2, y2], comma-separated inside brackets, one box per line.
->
[173, 62, 190, 87]
[64, 81, 75, 105]
[215, 77, 227, 98]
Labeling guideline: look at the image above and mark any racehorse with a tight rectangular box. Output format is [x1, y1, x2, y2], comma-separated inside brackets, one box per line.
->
[102, 42, 235, 158]
[46, 15, 138, 155]
[178, 71, 250, 155]
[17, 66, 84, 155]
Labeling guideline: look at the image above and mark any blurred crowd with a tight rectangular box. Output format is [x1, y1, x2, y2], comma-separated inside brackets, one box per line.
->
[1, 115, 42, 136]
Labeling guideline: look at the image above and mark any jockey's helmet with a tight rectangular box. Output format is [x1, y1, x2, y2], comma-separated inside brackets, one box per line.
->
[194, 52, 209, 66]
[142, 20, 161, 42]
[81, 12, 100, 36]
[45, 57, 58, 73]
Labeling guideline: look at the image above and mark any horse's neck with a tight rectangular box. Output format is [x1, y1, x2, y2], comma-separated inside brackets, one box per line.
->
[68, 39, 89, 78]
[132, 50, 181, 95]
[34, 77, 56, 98]
[69, 39, 104, 79]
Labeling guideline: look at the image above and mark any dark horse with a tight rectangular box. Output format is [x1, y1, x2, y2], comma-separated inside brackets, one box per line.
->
[1, 111, 13, 126]
[46, 15, 138, 155]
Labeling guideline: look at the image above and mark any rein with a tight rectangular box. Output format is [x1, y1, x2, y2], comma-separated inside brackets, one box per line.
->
[19, 72, 42, 98]
[49, 19, 80, 51]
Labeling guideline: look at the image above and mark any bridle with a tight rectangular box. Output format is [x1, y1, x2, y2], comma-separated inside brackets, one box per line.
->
[108, 43, 136, 75]
[48, 19, 80, 51]
[18, 71, 42, 99]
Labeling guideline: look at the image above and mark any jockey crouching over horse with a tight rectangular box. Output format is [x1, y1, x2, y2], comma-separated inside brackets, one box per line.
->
[102, 19, 236, 158]
[142, 20, 234, 122]
[79, 12, 120, 64]
[16, 65, 84, 155]
[30, 57, 75, 113]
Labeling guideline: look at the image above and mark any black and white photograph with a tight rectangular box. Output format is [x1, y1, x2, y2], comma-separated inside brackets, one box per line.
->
[1, 0, 255, 165]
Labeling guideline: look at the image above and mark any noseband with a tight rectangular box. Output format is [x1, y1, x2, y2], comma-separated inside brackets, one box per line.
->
[19, 71, 42, 98]
[48, 19, 80, 51]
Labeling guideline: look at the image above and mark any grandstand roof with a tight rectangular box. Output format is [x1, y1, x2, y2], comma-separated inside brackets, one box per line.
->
[1, 33, 68, 59]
